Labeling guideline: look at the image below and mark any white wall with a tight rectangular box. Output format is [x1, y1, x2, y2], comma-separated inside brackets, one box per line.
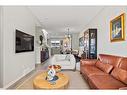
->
[79, 6, 127, 57]
[0, 7, 3, 88]
[2, 7, 41, 88]
[42, 29, 48, 45]
[35, 27, 43, 64]
[72, 33, 79, 50]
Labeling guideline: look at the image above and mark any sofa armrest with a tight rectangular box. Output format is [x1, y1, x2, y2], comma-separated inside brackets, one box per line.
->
[70, 54, 76, 65]
[80, 59, 98, 66]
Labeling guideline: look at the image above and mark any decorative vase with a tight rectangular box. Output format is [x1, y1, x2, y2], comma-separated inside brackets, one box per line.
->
[47, 67, 56, 81]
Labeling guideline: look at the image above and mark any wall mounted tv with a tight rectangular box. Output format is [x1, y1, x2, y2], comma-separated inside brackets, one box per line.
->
[15, 29, 34, 53]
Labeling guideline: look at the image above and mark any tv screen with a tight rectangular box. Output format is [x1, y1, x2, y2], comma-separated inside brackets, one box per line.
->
[15, 29, 34, 53]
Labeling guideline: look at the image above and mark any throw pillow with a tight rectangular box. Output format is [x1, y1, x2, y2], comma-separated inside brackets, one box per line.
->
[96, 61, 113, 74]
[111, 67, 127, 85]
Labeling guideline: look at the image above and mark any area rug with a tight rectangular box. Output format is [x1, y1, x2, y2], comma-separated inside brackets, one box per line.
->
[16, 70, 90, 89]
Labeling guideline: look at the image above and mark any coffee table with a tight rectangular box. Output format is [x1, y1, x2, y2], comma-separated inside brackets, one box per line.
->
[33, 72, 69, 89]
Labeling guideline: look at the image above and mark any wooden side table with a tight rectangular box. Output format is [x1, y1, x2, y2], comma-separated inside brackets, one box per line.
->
[33, 72, 69, 89]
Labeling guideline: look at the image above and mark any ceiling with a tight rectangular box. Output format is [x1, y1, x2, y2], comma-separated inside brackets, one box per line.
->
[28, 6, 104, 38]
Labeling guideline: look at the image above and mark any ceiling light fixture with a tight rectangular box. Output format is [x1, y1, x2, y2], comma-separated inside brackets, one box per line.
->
[65, 28, 71, 39]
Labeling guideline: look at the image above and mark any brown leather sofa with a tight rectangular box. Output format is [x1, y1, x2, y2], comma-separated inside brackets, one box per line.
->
[80, 54, 127, 89]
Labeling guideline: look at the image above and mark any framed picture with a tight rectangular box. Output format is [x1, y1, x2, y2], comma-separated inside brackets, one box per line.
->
[110, 13, 125, 42]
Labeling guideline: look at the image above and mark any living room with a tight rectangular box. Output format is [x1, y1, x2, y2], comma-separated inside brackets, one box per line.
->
[0, 5, 127, 91]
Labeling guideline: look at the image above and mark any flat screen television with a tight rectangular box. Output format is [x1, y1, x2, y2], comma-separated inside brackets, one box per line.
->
[15, 29, 34, 53]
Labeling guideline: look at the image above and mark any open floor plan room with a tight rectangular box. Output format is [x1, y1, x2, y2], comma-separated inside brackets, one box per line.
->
[0, 6, 127, 90]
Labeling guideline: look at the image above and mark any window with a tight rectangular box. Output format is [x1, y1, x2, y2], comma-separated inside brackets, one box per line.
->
[51, 40, 60, 47]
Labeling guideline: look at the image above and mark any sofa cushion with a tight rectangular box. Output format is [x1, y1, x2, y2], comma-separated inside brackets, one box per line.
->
[95, 61, 113, 74]
[111, 67, 127, 85]
[99, 54, 122, 67]
[80, 59, 98, 66]
[54, 60, 71, 66]
[82, 65, 106, 76]
[88, 74, 126, 89]
[119, 58, 127, 71]
[55, 55, 66, 61]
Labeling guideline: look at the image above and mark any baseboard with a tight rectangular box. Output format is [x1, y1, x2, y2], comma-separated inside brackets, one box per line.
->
[3, 67, 35, 89]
